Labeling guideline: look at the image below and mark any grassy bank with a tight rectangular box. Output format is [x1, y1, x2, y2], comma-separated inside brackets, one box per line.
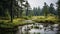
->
[0, 15, 59, 28]
[31, 16, 58, 23]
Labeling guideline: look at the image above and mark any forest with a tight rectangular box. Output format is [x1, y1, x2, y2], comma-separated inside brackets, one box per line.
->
[0, 0, 60, 34]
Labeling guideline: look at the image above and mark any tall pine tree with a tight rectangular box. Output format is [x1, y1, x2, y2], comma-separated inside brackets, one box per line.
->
[57, 0, 60, 20]
[42, 2, 49, 17]
[49, 3, 55, 15]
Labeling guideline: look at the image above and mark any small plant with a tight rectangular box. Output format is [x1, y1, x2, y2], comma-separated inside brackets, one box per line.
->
[37, 33, 40, 34]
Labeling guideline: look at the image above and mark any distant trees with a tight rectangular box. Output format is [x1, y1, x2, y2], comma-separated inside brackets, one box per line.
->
[33, 7, 41, 16]
[37, 6, 41, 16]
[33, 7, 37, 16]
[33, 2, 49, 16]
[32, 2, 58, 17]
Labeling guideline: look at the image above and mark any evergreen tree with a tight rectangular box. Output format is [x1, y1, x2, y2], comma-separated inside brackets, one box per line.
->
[37, 6, 41, 16]
[33, 7, 35, 16]
[33, 7, 37, 16]
[0, 0, 26, 22]
[49, 3, 56, 15]
[42, 2, 49, 17]
[25, 1, 31, 16]
[18, 0, 26, 17]
[57, 0, 60, 19]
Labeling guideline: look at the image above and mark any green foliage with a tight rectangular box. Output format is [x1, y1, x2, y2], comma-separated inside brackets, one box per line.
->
[37, 6, 41, 16]
[33, 7, 41, 16]
[0, 1, 59, 34]
[42, 2, 49, 17]
[57, 0, 60, 20]
[49, 3, 56, 15]
[25, 1, 32, 16]
[22, 16, 30, 20]
[0, 21, 15, 28]
[32, 15, 58, 23]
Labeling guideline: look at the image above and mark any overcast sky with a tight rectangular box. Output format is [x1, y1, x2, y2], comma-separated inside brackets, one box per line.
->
[27, 0, 58, 9]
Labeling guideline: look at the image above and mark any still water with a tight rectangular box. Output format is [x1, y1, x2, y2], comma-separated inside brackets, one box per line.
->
[16, 23, 60, 34]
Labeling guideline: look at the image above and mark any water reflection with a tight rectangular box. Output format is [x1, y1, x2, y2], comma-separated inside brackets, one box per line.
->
[56, 24, 60, 34]
[17, 23, 60, 34]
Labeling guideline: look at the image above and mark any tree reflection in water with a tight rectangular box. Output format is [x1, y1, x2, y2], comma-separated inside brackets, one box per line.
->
[17, 23, 60, 34]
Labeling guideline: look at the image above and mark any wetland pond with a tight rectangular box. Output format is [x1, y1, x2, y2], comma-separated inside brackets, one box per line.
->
[16, 23, 60, 34]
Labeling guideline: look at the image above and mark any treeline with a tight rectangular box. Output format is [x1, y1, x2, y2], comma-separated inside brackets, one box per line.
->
[32, 2, 58, 16]
[0, 0, 60, 22]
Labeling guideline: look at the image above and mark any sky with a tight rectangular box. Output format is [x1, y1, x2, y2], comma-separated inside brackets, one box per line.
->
[27, 0, 58, 9]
